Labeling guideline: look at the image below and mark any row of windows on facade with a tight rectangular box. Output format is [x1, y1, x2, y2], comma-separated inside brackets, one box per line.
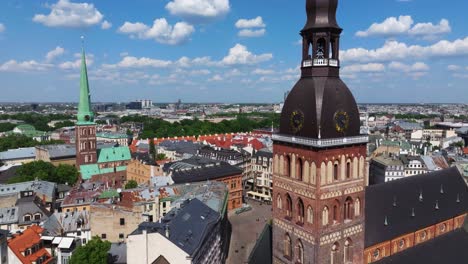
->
[79, 140, 95, 152]
[277, 194, 361, 226]
[22, 241, 44, 257]
[80, 128, 95, 136]
[283, 234, 354, 264]
[273, 154, 365, 185]
[369, 222, 451, 262]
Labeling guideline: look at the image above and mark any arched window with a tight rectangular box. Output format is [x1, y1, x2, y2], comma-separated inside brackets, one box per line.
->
[303, 161, 310, 183]
[316, 38, 326, 59]
[355, 198, 361, 216]
[277, 194, 283, 210]
[322, 206, 329, 226]
[311, 162, 317, 184]
[274, 155, 279, 174]
[346, 162, 351, 179]
[297, 240, 304, 264]
[284, 233, 292, 259]
[307, 206, 314, 224]
[353, 157, 359, 178]
[344, 197, 353, 221]
[297, 198, 305, 224]
[333, 201, 340, 224]
[331, 242, 339, 264]
[285, 156, 291, 177]
[297, 158, 303, 181]
[344, 238, 353, 264]
[279, 155, 284, 176]
[333, 163, 339, 181]
[286, 194, 292, 219]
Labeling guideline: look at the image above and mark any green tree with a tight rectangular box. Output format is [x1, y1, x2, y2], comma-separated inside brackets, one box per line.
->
[156, 153, 167, 161]
[0, 134, 65, 152]
[53, 120, 75, 130]
[55, 164, 79, 184]
[149, 139, 156, 161]
[125, 180, 138, 189]
[8, 161, 78, 184]
[70, 236, 111, 264]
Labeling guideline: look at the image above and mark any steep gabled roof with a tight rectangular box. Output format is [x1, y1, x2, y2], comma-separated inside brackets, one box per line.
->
[365, 167, 468, 247]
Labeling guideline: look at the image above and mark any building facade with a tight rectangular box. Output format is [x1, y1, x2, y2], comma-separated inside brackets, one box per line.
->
[246, 149, 273, 202]
[272, 1, 367, 263]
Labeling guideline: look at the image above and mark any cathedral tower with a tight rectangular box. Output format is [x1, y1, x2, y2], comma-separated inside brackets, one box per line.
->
[272, 0, 368, 263]
[75, 43, 97, 168]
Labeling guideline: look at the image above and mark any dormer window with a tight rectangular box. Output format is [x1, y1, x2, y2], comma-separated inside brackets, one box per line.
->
[34, 213, 42, 221]
[24, 214, 32, 222]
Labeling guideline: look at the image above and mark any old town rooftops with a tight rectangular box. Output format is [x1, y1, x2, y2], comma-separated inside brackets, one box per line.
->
[365, 167, 468, 248]
[130, 198, 220, 256]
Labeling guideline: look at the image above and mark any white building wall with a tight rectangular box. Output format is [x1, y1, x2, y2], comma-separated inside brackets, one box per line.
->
[127, 231, 191, 264]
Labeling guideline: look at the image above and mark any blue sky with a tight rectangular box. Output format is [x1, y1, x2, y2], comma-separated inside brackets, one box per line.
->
[0, 0, 467, 103]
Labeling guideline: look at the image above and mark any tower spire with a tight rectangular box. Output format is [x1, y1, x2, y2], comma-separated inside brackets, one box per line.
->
[77, 36, 94, 125]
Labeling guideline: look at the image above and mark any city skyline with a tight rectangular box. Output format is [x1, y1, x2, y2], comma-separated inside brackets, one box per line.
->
[1, 0, 468, 103]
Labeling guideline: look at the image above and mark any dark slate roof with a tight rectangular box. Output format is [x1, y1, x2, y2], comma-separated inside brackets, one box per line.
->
[253, 148, 273, 159]
[0, 165, 20, 184]
[279, 77, 360, 140]
[131, 152, 156, 165]
[248, 223, 272, 264]
[365, 167, 468, 247]
[16, 195, 51, 225]
[131, 198, 219, 256]
[159, 140, 202, 155]
[374, 228, 468, 264]
[108, 243, 127, 264]
[171, 160, 243, 184]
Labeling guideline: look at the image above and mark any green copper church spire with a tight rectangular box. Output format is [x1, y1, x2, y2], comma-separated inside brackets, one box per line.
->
[77, 36, 94, 125]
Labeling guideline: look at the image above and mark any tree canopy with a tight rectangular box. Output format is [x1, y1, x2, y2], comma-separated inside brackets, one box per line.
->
[0, 113, 73, 132]
[125, 180, 138, 189]
[8, 160, 78, 184]
[70, 236, 111, 264]
[121, 113, 279, 139]
[0, 134, 64, 152]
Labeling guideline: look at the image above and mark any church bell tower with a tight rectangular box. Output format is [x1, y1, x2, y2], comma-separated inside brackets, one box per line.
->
[272, 0, 368, 263]
[75, 41, 97, 168]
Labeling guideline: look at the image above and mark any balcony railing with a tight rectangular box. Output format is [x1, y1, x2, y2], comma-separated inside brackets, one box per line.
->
[272, 134, 368, 148]
[302, 59, 339, 68]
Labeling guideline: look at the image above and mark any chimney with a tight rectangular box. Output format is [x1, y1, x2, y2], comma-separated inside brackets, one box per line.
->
[165, 224, 170, 238]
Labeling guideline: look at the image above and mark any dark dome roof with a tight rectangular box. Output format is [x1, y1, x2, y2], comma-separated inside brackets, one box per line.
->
[303, 0, 341, 31]
[279, 76, 360, 139]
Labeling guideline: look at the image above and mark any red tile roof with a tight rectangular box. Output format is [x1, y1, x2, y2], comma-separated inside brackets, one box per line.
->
[463, 147, 468, 155]
[8, 225, 53, 264]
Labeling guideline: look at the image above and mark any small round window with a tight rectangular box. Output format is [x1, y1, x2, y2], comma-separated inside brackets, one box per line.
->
[398, 239, 405, 249]
[373, 249, 380, 259]
[440, 223, 447, 232]
[420, 231, 427, 240]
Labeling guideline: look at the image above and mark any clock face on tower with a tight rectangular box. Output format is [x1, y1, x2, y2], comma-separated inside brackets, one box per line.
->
[334, 110, 349, 133]
[84, 115, 90, 121]
[290, 110, 305, 133]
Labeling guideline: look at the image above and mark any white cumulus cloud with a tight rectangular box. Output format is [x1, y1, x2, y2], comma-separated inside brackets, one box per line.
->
[101, 20, 112, 30]
[45, 46, 65, 62]
[166, 0, 230, 23]
[33, 0, 104, 28]
[356, 15, 451, 39]
[238, 29, 265, 38]
[341, 37, 468, 63]
[222, 44, 273, 65]
[0, 23, 5, 33]
[342, 63, 386, 73]
[0, 60, 52, 72]
[388, 62, 429, 72]
[235, 17, 265, 29]
[103, 56, 172, 69]
[118, 18, 194, 45]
